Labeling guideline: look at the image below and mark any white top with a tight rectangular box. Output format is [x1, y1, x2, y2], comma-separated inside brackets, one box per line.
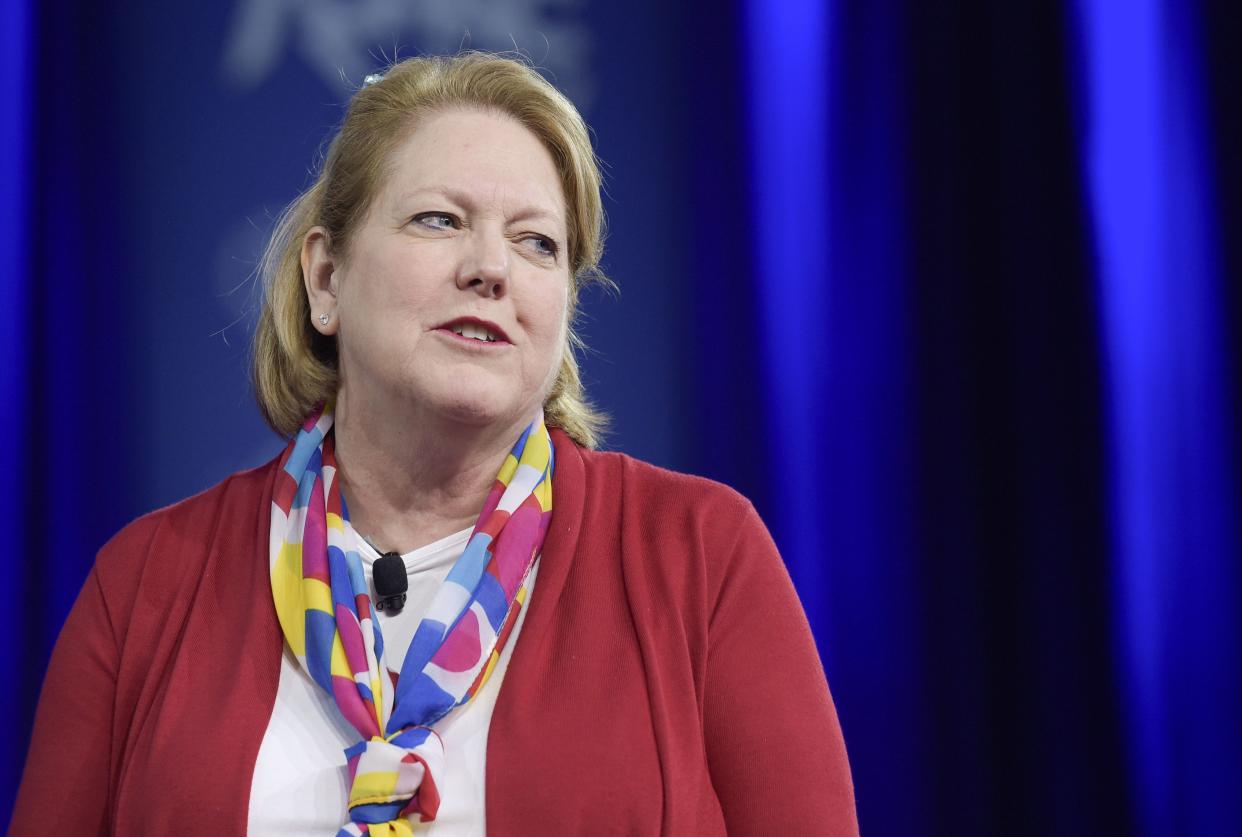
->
[247, 527, 538, 836]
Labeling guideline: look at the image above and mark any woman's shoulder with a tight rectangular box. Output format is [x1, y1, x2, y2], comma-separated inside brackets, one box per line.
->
[571, 440, 757, 521]
[557, 435, 770, 567]
[94, 454, 283, 587]
[559, 439, 791, 639]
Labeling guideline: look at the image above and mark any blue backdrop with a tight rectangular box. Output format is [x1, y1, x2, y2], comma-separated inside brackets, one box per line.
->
[4, 0, 1240, 834]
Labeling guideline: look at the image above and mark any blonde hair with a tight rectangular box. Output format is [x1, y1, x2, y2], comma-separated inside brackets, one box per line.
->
[252, 52, 611, 446]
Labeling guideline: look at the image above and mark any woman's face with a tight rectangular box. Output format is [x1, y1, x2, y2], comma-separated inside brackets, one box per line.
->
[308, 108, 571, 433]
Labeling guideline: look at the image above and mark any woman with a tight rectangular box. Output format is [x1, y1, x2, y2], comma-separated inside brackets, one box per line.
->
[12, 53, 857, 835]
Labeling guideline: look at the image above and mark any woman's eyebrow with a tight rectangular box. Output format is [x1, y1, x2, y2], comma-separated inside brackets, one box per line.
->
[392, 185, 468, 207]
[506, 206, 563, 229]
[395, 185, 562, 227]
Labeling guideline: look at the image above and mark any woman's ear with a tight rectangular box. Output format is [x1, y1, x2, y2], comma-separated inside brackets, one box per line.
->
[302, 226, 339, 335]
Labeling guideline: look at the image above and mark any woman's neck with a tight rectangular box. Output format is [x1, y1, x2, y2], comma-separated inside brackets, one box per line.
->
[331, 387, 534, 555]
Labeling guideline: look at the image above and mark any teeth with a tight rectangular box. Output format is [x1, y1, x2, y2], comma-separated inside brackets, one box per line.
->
[449, 323, 497, 342]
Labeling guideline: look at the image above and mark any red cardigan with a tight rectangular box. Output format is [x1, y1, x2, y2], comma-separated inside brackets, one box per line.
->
[13, 430, 858, 835]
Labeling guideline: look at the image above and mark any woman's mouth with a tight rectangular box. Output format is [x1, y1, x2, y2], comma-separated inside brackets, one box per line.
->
[433, 317, 512, 344]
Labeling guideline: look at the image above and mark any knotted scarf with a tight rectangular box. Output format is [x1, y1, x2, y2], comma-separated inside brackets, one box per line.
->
[269, 404, 553, 835]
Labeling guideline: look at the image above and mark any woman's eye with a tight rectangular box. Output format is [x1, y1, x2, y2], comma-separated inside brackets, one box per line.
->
[413, 212, 458, 230]
[524, 235, 559, 258]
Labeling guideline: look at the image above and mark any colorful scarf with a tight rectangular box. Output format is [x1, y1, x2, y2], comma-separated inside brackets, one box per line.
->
[269, 404, 553, 836]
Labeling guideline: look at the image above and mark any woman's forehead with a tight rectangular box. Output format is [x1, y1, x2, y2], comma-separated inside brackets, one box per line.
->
[384, 111, 564, 202]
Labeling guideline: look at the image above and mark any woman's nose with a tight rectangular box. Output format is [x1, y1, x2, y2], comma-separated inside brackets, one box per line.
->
[455, 229, 509, 299]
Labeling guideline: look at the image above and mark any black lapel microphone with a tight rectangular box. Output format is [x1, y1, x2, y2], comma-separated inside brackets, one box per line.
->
[373, 551, 408, 612]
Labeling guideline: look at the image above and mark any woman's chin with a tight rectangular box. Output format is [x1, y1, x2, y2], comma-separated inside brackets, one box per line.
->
[422, 388, 531, 431]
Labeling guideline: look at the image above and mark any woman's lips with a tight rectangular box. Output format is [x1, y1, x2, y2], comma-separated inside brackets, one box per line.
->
[434, 316, 512, 342]
[432, 328, 511, 349]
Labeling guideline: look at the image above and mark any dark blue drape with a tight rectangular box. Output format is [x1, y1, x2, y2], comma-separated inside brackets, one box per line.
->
[5, 1, 1240, 833]
[3, 0, 139, 818]
[1077, 0, 1242, 830]
[0, 0, 33, 809]
[696, 0, 1240, 833]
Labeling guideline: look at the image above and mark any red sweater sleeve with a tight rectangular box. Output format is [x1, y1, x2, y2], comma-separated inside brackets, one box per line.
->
[11, 567, 118, 835]
[703, 503, 859, 835]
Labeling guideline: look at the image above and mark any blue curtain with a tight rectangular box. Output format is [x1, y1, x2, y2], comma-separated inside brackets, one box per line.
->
[3, 0, 139, 818]
[1077, 0, 1242, 831]
[5, 0, 1240, 833]
[0, 0, 33, 809]
[698, 0, 1241, 833]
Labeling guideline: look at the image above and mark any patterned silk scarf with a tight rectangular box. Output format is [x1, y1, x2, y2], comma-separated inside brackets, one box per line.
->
[269, 404, 554, 836]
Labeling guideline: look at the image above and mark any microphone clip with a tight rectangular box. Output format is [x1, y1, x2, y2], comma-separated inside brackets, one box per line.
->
[373, 551, 408, 613]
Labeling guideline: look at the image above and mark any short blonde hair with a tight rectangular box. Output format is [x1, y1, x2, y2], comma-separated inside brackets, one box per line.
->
[252, 52, 610, 446]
